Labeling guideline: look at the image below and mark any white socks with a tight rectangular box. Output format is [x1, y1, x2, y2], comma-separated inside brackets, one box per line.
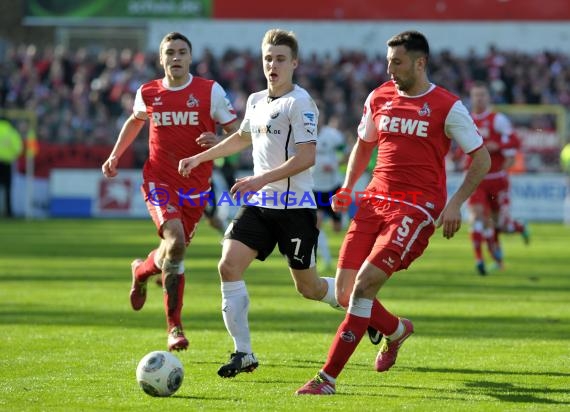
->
[221, 280, 252, 353]
[347, 296, 373, 318]
[321, 277, 343, 310]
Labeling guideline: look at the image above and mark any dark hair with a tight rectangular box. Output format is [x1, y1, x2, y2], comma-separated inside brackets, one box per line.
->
[160, 32, 192, 54]
[387, 31, 429, 62]
[470, 80, 490, 91]
[262, 29, 299, 59]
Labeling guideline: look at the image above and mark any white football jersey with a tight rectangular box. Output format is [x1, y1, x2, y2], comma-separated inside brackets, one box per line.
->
[240, 85, 318, 209]
[312, 125, 345, 192]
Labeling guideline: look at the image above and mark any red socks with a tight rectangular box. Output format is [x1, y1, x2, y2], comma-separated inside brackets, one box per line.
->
[323, 313, 369, 378]
[470, 231, 484, 261]
[135, 249, 161, 282]
[368, 298, 399, 335]
[164, 274, 185, 329]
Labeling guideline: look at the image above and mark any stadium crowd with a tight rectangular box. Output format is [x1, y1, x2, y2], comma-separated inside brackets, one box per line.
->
[1, 42, 569, 169]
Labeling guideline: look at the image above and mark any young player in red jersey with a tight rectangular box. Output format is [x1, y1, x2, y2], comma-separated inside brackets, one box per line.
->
[296, 31, 491, 395]
[468, 82, 529, 275]
[102, 32, 238, 351]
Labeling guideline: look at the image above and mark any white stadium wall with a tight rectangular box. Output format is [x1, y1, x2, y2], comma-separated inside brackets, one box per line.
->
[147, 21, 570, 57]
[39, 170, 568, 221]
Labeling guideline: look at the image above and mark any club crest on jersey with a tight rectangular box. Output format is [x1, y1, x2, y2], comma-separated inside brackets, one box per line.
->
[418, 102, 431, 117]
[186, 94, 199, 108]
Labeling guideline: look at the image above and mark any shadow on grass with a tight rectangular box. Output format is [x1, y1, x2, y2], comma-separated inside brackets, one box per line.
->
[1, 305, 567, 341]
[408, 366, 570, 378]
[334, 376, 569, 404]
[463, 380, 570, 404]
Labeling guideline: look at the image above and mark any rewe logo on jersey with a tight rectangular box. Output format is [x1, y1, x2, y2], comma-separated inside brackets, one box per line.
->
[378, 115, 429, 138]
[152, 111, 199, 126]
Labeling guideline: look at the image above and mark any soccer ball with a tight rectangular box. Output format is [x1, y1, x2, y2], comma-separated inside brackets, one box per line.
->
[136, 351, 184, 397]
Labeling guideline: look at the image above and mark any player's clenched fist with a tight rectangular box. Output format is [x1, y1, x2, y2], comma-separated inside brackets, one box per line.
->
[102, 155, 118, 178]
[178, 156, 201, 177]
[196, 131, 220, 148]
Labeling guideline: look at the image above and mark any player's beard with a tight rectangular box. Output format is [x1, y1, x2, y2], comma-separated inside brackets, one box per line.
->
[394, 73, 415, 93]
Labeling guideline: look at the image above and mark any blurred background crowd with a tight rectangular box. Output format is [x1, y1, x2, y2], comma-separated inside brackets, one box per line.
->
[1, 42, 568, 170]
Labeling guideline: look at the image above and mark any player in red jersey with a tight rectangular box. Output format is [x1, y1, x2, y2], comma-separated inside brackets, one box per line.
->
[296, 31, 491, 395]
[101, 32, 238, 351]
[468, 82, 529, 275]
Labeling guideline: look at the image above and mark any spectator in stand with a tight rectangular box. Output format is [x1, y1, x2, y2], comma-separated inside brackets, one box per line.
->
[2, 40, 570, 173]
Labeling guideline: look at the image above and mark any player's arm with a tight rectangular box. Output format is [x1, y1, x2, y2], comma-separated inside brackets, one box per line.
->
[196, 120, 240, 148]
[179, 129, 251, 177]
[332, 93, 377, 212]
[226, 95, 320, 195]
[195, 83, 241, 149]
[259, 141, 317, 182]
[226, 139, 316, 196]
[341, 138, 376, 192]
[441, 146, 490, 237]
[102, 112, 146, 178]
[439, 101, 491, 238]
[226, 142, 317, 194]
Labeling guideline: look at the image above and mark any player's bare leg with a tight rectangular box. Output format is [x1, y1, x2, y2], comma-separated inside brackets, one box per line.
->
[161, 220, 189, 351]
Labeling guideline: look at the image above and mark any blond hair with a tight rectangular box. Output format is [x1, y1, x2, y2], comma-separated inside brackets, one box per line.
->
[262, 29, 298, 59]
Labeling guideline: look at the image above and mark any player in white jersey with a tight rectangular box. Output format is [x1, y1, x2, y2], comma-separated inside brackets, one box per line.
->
[312, 114, 347, 272]
[178, 29, 341, 378]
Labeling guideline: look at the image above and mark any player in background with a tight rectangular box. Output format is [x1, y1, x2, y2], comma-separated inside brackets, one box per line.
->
[296, 30, 491, 395]
[102, 32, 238, 351]
[312, 112, 347, 273]
[468, 81, 529, 275]
[178, 29, 342, 378]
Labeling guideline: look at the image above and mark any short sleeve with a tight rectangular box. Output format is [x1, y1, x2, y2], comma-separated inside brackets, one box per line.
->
[357, 92, 377, 142]
[133, 87, 148, 120]
[210, 82, 238, 126]
[239, 94, 254, 134]
[290, 96, 318, 144]
[493, 112, 514, 136]
[445, 101, 483, 154]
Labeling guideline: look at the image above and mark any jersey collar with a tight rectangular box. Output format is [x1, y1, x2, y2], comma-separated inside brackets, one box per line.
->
[162, 74, 193, 91]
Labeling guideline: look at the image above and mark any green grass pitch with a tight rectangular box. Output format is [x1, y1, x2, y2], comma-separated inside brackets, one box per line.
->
[0, 219, 569, 411]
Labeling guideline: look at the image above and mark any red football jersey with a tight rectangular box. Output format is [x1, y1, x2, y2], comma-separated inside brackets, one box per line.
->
[471, 110, 520, 177]
[358, 81, 482, 218]
[134, 75, 236, 192]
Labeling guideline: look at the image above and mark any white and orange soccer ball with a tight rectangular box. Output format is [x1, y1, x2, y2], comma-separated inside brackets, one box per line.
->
[136, 351, 184, 397]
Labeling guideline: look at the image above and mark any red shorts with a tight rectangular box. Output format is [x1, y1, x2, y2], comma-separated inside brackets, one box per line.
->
[141, 180, 206, 245]
[468, 177, 510, 214]
[338, 199, 435, 276]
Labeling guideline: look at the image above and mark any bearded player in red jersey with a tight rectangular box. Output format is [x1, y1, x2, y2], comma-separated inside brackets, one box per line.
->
[296, 31, 491, 395]
[102, 32, 238, 351]
[468, 82, 530, 276]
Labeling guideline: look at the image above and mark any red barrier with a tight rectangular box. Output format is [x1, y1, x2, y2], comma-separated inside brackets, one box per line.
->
[17, 143, 135, 178]
[214, 0, 570, 20]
